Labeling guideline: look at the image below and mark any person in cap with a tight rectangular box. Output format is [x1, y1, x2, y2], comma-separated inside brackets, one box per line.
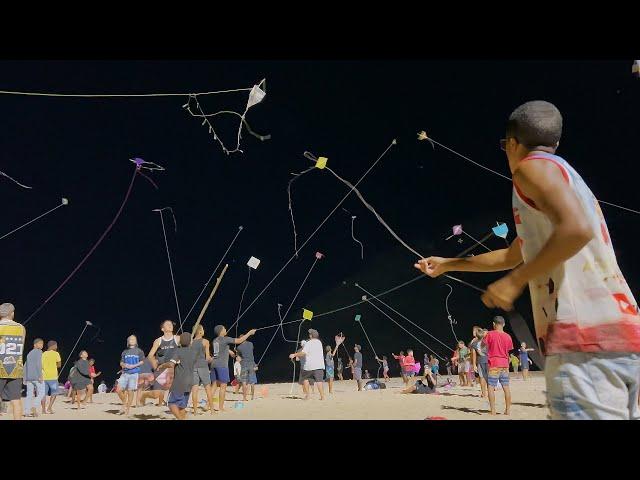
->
[289, 329, 325, 400]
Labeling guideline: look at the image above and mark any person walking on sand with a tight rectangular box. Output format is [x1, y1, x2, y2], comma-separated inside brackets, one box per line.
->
[69, 351, 92, 410]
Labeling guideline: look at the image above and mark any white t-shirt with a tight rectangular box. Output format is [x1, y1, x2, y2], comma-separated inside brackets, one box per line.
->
[234, 361, 242, 376]
[97, 383, 107, 393]
[302, 339, 325, 371]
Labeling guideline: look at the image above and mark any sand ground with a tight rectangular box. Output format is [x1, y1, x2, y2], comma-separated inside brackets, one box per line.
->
[0, 372, 548, 420]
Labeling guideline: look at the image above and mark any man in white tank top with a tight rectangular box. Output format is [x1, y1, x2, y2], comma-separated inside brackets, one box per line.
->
[416, 101, 640, 420]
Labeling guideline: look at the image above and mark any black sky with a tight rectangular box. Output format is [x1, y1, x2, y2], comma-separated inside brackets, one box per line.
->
[2, 60, 639, 384]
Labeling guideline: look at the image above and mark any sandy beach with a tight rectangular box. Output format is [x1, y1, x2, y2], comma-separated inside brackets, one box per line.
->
[1, 372, 549, 420]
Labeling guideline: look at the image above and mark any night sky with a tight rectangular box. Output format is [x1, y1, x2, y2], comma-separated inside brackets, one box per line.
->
[2, 60, 638, 385]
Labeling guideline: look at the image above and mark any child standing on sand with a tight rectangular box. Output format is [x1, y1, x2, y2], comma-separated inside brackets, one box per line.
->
[393, 351, 406, 383]
[510, 353, 520, 378]
[519, 342, 535, 381]
[376, 355, 390, 381]
[158, 332, 196, 420]
[456, 341, 470, 387]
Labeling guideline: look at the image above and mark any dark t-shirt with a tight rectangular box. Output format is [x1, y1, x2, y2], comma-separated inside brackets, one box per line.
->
[211, 336, 235, 369]
[236, 341, 255, 369]
[192, 338, 209, 369]
[354, 352, 363, 369]
[170, 346, 196, 393]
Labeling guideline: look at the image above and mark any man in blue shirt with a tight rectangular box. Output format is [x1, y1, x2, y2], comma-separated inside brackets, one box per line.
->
[118, 335, 145, 416]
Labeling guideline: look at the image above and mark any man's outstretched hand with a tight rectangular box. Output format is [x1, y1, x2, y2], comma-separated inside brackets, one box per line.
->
[414, 257, 450, 277]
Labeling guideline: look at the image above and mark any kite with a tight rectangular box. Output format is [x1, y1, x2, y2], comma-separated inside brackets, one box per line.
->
[183, 79, 270, 155]
[234, 258, 259, 338]
[254, 252, 324, 366]
[153, 207, 182, 330]
[0, 198, 69, 241]
[354, 314, 383, 378]
[23, 158, 163, 325]
[357, 282, 453, 359]
[492, 222, 509, 239]
[0, 82, 269, 156]
[445, 224, 491, 252]
[233, 140, 397, 326]
[417, 130, 640, 215]
[0, 169, 32, 189]
[346, 211, 365, 260]
[180, 225, 243, 332]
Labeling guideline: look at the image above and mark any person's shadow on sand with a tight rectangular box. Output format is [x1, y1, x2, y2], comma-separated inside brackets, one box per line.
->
[512, 401, 546, 408]
[441, 405, 485, 416]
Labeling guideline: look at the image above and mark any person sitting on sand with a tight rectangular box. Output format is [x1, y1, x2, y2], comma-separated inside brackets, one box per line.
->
[136, 358, 165, 407]
[157, 332, 196, 420]
[118, 335, 145, 416]
[400, 370, 438, 395]
[289, 329, 325, 400]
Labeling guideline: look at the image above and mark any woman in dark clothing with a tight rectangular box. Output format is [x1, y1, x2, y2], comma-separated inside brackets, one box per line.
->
[70, 350, 92, 410]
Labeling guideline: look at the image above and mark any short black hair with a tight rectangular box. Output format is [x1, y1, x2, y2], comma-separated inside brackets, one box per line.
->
[47, 340, 57, 348]
[506, 100, 562, 149]
[214, 325, 225, 337]
[179, 332, 192, 347]
[493, 315, 506, 326]
[34, 338, 43, 345]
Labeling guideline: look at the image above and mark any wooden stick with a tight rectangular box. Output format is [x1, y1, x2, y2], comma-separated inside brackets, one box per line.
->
[191, 263, 229, 340]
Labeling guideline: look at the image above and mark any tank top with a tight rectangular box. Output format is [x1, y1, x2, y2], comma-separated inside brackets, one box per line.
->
[192, 338, 208, 369]
[0, 320, 25, 379]
[156, 336, 178, 363]
[512, 152, 640, 354]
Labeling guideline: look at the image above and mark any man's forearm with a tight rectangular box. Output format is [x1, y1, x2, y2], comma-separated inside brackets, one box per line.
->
[444, 247, 521, 273]
[508, 226, 592, 285]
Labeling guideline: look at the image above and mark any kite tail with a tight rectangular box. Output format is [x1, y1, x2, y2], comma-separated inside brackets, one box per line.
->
[24, 166, 139, 325]
[350, 216, 364, 259]
[0, 170, 32, 189]
[326, 167, 423, 259]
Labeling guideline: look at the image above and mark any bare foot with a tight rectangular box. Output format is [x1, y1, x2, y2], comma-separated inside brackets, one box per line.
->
[504, 409, 510, 416]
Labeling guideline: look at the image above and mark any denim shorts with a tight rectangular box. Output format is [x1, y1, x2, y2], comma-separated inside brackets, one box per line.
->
[545, 352, 640, 420]
[44, 380, 59, 396]
[117, 373, 139, 391]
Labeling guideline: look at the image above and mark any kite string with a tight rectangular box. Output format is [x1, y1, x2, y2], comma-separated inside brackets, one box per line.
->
[0, 170, 32, 189]
[24, 166, 141, 325]
[356, 282, 454, 353]
[235, 267, 252, 339]
[362, 296, 446, 360]
[0, 202, 66, 241]
[181, 225, 243, 329]
[58, 323, 91, 378]
[289, 321, 306, 394]
[425, 135, 640, 216]
[351, 216, 364, 259]
[254, 255, 321, 364]
[236, 140, 396, 324]
[0, 87, 253, 98]
[157, 209, 182, 332]
[356, 318, 382, 379]
[444, 283, 459, 343]
[287, 167, 316, 256]
[462, 231, 492, 252]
